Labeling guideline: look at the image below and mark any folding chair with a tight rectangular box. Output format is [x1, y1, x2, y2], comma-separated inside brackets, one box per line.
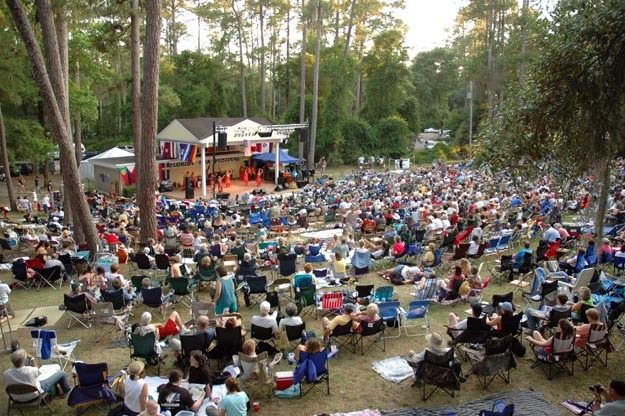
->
[399, 300, 430, 337]
[378, 301, 401, 338]
[92, 302, 129, 343]
[188, 301, 217, 328]
[31, 329, 80, 371]
[354, 319, 385, 355]
[578, 323, 609, 370]
[530, 331, 576, 380]
[295, 285, 318, 319]
[11, 260, 35, 289]
[251, 324, 276, 349]
[558, 267, 594, 298]
[139, 287, 170, 320]
[64, 293, 92, 329]
[209, 326, 244, 369]
[154, 254, 171, 280]
[355, 284, 374, 304]
[420, 348, 461, 400]
[168, 277, 198, 308]
[329, 321, 355, 353]
[278, 256, 297, 279]
[294, 350, 330, 396]
[449, 316, 491, 361]
[540, 308, 572, 337]
[134, 253, 154, 277]
[68, 362, 117, 415]
[452, 243, 470, 260]
[283, 322, 306, 352]
[465, 336, 517, 389]
[179, 332, 213, 370]
[320, 292, 343, 316]
[236, 351, 276, 398]
[509, 271, 531, 293]
[373, 286, 394, 303]
[479, 400, 515, 416]
[130, 274, 151, 293]
[32, 266, 64, 290]
[101, 288, 131, 313]
[244, 274, 267, 306]
[129, 332, 160, 375]
[6, 384, 53, 415]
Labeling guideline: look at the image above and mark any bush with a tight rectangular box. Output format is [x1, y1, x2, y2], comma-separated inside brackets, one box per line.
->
[122, 186, 136, 197]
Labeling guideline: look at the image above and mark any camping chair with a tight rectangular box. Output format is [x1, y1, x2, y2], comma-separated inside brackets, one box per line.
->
[92, 302, 129, 343]
[139, 287, 170, 320]
[245, 275, 268, 307]
[129, 332, 160, 375]
[11, 260, 34, 289]
[222, 254, 238, 273]
[378, 301, 401, 338]
[133, 253, 154, 278]
[209, 326, 244, 369]
[355, 284, 374, 304]
[101, 288, 131, 312]
[439, 232, 457, 253]
[479, 400, 515, 416]
[373, 285, 394, 303]
[350, 249, 371, 276]
[531, 331, 576, 380]
[329, 321, 355, 353]
[465, 335, 517, 389]
[354, 319, 385, 355]
[154, 254, 171, 280]
[420, 348, 461, 400]
[130, 274, 151, 293]
[31, 329, 80, 371]
[168, 277, 198, 308]
[449, 316, 491, 361]
[68, 362, 117, 415]
[32, 266, 64, 290]
[578, 323, 609, 370]
[452, 243, 470, 260]
[295, 285, 318, 319]
[251, 324, 276, 349]
[509, 271, 532, 293]
[64, 293, 92, 329]
[179, 332, 213, 370]
[558, 267, 594, 298]
[294, 349, 330, 396]
[484, 236, 502, 255]
[236, 351, 281, 399]
[524, 278, 558, 309]
[399, 300, 430, 337]
[491, 255, 514, 285]
[188, 301, 217, 328]
[6, 383, 53, 415]
[320, 291, 343, 316]
[540, 308, 572, 337]
[613, 256, 625, 276]
[283, 322, 306, 352]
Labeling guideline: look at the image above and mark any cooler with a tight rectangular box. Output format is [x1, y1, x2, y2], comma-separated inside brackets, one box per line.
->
[275, 371, 294, 390]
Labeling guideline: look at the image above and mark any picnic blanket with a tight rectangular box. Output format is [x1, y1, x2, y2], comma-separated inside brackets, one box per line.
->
[372, 356, 413, 384]
[381, 389, 561, 416]
[18, 306, 65, 329]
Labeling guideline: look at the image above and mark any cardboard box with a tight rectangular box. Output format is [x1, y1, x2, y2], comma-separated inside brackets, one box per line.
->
[275, 371, 294, 390]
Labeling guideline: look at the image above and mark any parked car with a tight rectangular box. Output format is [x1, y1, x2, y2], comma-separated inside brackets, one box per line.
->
[118, 145, 135, 153]
[13, 161, 33, 176]
[424, 140, 447, 150]
[424, 128, 440, 134]
[38, 161, 55, 174]
[158, 180, 173, 192]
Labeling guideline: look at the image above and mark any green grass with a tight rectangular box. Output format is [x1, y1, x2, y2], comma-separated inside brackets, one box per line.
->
[0, 259, 621, 416]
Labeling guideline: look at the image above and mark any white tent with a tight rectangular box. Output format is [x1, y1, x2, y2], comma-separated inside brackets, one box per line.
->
[79, 147, 135, 182]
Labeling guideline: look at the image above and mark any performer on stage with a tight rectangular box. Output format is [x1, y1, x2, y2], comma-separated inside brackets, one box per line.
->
[242, 167, 249, 186]
[256, 168, 263, 187]
[224, 170, 231, 188]
[217, 175, 224, 193]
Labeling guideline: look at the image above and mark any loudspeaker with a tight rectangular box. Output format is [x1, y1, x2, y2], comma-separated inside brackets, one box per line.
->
[185, 186, 194, 200]
[300, 128, 308, 142]
[258, 130, 273, 138]
[218, 132, 228, 149]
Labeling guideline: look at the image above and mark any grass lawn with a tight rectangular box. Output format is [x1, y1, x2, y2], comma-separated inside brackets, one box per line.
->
[0, 258, 622, 416]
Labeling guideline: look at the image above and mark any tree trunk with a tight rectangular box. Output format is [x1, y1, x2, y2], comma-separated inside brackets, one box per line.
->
[487, 0, 494, 119]
[233, 3, 247, 117]
[594, 157, 611, 242]
[6, 0, 100, 256]
[0, 106, 17, 211]
[298, 0, 307, 162]
[259, 2, 266, 115]
[309, 0, 322, 170]
[343, 0, 356, 59]
[137, 0, 161, 244]
[286, 0, 291, 111]
[131, 0, 142, 164]
[518, 0, 529, 84]
[73, 62, 85, 244]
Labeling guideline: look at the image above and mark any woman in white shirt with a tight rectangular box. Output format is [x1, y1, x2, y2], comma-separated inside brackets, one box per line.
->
[120, 361, 148, 416]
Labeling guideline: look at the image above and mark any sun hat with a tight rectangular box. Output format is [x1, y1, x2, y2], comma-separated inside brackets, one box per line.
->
[70, 281, 82, 291]
[500, 302, 513, 312]
[128, 361, 145, 376]
[425, 332, 446, 351]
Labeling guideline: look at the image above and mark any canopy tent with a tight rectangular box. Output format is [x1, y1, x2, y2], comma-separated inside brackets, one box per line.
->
[79, 147, 135, 183]
[252, 149, 300, 164]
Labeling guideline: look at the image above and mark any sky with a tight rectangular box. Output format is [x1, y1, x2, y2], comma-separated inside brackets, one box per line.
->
[401, 0, 466, 55]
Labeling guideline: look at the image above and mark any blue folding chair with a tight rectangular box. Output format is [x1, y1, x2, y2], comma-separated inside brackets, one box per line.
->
[399, 300, 430, 337]
[378, 301, 401, 338]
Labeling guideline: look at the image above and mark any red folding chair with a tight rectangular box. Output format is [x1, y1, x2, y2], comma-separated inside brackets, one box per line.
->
[321, 292, 343, 316]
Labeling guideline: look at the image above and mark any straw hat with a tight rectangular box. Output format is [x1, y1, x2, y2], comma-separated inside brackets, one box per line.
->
[128, 361, 145, 376]
[425, 332, 447, 351]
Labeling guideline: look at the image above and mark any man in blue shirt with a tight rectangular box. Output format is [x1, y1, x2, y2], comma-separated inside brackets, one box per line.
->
[543, 224, 560, 243]
[513, 240, 533, 267]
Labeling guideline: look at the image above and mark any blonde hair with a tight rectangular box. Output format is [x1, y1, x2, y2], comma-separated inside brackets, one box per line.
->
[303, 263, 313, 273]
[242, 339, 256, 355]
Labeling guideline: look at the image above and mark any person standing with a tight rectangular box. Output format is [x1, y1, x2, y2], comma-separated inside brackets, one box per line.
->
[256, 168, 263, 187]
[34, 176, 40, 194]
[213, 265, 237, 314]
[320, 157, 327, 173]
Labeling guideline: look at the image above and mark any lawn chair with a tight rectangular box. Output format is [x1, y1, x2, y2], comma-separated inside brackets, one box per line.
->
[558, 267, 594, 298]
[133, 253, 154, 278]
[179, 332, 213, 370]
[32, 266, 64, 290]
[6, 384, 53, 415]
[294, 349, 330, 396]
[92, 301, 129, 344]
[209, 326, 245, 369]
[31, 329, 80, 371]
[577, 322, 609, 370]
[420, 348, 461, 400]
[251, 324, 276, 349]
[399, 300, 430, 337]
[530, 331, 576, 380]
[373, 286, 394, 303]
[11, 260, 34, 290]
[245, 275, 269, 307]
[355, 284, 374, 304]
[465, 335, 517, 389]
[168, 277, 198, 308]
[64, 293, 92, 329]
[329, 321, 355, 353]
[139, 286, 170, 320]
[129, 332, 160, 375]
[282, 322, 306, 352]
[295, 285, 317, 319]
[320, 292, 343, 316]
[479, 400, 515, 416]
[378, 301, 401, 338]
[236, 351, 281, 399]
[68, 362, 117, 415]
[354, 319, 385, 355]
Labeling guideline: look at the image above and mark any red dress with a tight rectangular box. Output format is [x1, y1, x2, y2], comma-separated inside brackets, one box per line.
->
[242, 169, 249, 185]
[256, 169, 263, 187]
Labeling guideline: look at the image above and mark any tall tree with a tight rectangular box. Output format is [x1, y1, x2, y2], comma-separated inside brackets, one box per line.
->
[6, 0, 99, 254]
[298, 0, 308, 161]
[137, 0, 161, 244]
[309, 0, 322, 169]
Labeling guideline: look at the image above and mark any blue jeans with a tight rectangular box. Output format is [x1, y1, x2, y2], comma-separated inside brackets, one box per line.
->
[525, 307, 546, 331]
[39, 371, 71, 395]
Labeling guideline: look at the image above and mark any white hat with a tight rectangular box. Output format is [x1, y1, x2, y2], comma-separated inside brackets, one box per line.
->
[425, 332, 446, 351]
